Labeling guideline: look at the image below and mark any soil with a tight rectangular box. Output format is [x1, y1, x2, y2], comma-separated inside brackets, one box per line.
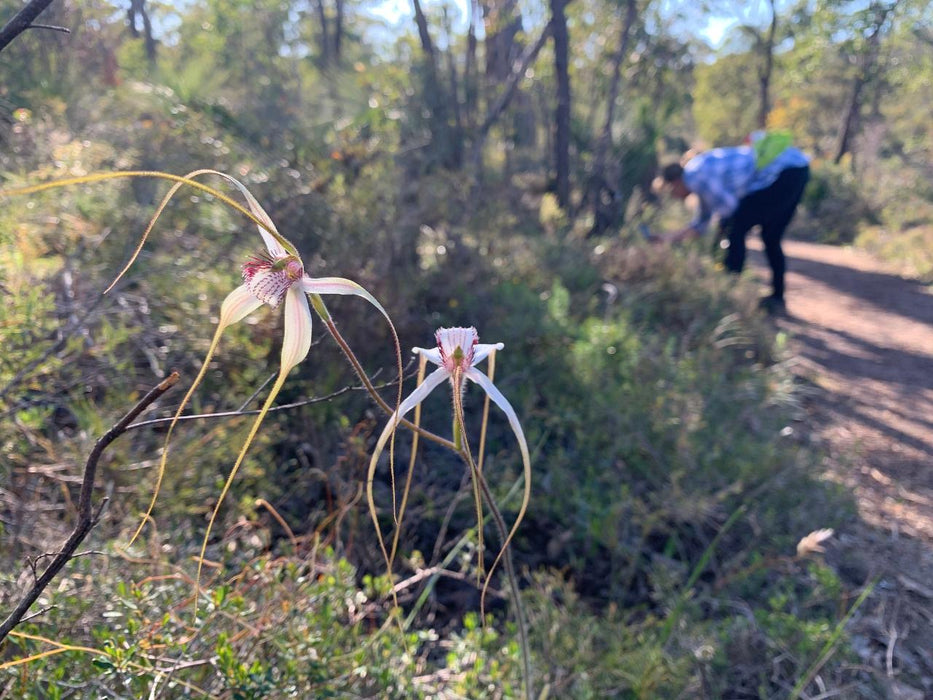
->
[748, 238, 933, 698]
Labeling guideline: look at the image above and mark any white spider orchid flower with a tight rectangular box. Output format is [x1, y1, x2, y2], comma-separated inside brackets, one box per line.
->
[367, 327, 531, 585]
[371, 327, 526, 457]
[190, 170, 388, 379]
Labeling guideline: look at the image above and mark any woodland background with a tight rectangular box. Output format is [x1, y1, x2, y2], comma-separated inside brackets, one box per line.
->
[1, 0, 932, 696]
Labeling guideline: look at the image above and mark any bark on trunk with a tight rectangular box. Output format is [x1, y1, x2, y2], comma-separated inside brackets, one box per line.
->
[550, 0, 571, 209]
[757, 0, 777, 129]
[833, 3, 893, 164]
[587, 0, 637, 236]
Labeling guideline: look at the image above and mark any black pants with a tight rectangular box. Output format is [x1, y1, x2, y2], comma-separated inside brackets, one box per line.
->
[722, 165, 810, 300]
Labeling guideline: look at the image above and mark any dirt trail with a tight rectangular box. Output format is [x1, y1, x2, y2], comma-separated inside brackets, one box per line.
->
[749, 238, 933, 696]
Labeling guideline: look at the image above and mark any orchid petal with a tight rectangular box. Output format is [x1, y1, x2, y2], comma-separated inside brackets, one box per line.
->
[220, 284, 264, 327]
[302, 275, 379, 300]
[302, 275, 396, 340]
[281, 285, 313, 375]
[366, 366, 450, 568]
[370, 368, 449, 471]
[205, 171, 288, 257]
[465, 368, 530, 468]
[472, 342, 504, 367]
[413, 346, 443, 365]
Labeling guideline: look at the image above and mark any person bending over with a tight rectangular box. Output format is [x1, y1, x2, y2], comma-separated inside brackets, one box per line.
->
[660, 140, 810, 313]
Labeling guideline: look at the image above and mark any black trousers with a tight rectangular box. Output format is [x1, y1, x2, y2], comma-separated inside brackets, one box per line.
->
[722, 165, 810, 300]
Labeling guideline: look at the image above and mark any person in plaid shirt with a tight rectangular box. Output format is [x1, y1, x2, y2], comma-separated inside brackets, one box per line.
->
[660, 141, 810, 314]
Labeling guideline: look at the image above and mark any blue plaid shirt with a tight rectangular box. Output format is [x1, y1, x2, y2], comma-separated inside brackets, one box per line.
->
[683, 146, 810, 233]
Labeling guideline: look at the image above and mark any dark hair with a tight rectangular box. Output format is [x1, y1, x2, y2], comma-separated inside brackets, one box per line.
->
[661, 162, 684, 183]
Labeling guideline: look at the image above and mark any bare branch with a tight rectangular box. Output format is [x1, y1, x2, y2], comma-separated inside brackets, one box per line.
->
[124, 362, 416, 432]
[0, 373, 179, 644]
[0, 0, 59, 53]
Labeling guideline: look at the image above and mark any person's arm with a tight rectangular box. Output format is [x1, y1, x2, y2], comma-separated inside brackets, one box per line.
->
[688, 174, 737, 232]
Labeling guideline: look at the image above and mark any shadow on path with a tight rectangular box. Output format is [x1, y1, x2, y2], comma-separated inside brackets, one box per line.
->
[783, 249, 933, 328]
[747, 238, 933, 692]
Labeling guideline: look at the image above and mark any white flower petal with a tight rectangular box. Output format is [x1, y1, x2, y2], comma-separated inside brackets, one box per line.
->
[465, 368, 531, 468]
[210, 172, 287, 258]
[472, 342, 504, 367]
[372, 367, 450, 460]
[220, 284, 264, 327]
[280, 285, 313, 375]
[413, 346, 443, 365]
[302, 275, 396, 333]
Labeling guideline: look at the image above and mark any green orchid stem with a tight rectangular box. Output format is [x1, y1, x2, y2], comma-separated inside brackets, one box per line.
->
[320, 314, 455, 451]
[448, 375, 530, 698]
[450, 370, 484, 582]
[460, 445, 532, 700]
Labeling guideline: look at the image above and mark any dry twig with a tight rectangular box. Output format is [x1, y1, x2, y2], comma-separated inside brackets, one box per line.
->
[0, 373, 179, 644]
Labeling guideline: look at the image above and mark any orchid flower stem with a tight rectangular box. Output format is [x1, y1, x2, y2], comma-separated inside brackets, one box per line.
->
[466, 450, 532, 700]
[320, 315, 455, 451]
[194, 369, 290, 617]
[450, 370, 484, 581]
[389, 355, 427, 567]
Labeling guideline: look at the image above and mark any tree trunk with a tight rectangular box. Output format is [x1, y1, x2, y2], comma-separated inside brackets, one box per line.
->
[757, 0, 777, 129]
[834, 3, 893, 164]
[587, 0, 637, 236]
[482, 0, 521, 83]
[443, 7, 463, 137]
[334, 0, 343, 63]
[464, 0, 479, 131]
[412, 0, 460, 167]
[312, 0, 331, 65]
[471, 22, 552, 171]
[550, 0, 571, 209]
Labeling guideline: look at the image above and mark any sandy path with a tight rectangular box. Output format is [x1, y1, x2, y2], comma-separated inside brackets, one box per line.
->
[749, 238, 933, 695]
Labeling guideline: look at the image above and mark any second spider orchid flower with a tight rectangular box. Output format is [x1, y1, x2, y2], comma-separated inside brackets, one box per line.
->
[366, 327, 531, 583]
[124, 171, 398, 608]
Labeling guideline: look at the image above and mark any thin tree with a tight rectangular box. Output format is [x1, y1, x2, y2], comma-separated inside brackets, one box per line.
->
[757, 0, 777, 128]
[127, 0, 157, 63]
[412, 0, 460, 167]
[550, 0, 571, 209]
[587, 0, 638, 236]
[834, 1, 897, 164]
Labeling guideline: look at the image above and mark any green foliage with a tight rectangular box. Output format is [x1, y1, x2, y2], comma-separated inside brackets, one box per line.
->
[693, 52, 760, 146]
[798, 160, 877, 243]
[1, 546, 520, 697]
[2, 0, 926, 696]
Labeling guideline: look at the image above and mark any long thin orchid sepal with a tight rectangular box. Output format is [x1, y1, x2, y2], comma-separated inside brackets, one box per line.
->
[60, 171, 407, 615]
[0, 170, 296, 281]
[366, 327, 533, 697]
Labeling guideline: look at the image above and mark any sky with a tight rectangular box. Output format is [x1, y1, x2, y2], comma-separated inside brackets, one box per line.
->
[368, 0, 743, 49]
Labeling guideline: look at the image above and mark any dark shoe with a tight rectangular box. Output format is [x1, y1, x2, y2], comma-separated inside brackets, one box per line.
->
[758, 295, 786, 316]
